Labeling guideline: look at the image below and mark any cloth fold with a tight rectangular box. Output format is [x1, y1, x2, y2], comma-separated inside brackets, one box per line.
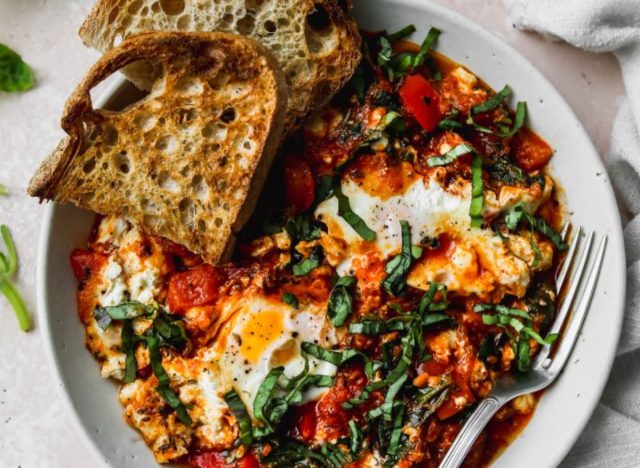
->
[505, 0, 640, 466]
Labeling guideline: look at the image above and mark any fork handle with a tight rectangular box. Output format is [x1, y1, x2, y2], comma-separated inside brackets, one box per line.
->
[439, 397, 503, 468]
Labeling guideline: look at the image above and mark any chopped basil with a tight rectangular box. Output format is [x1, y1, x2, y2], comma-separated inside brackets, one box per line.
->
[349, 318, 410, 335]
[253, 366, 284, 434]
[475, 302, 558, 372]
[500, 101, 527, 137]
[488, 157, 532, 186]
[302, 342, 377, 379]
[155, 384, 192, 427]
[348, 420, 364, 455]
[292, 245, 324, 276]
[93, 301, 155, 330]
[472, 85, 512, 115]
[334, 182, 376, 241]
[413, 27, 441, 68]
[469, 153, 484, 228]
[437, 118, 463, 130]
[516, 339, 531, 372]
[382, 220, 419, 296]
[224, 388, 253, 446]
[377, 26, 440, 82]
[503, 203, 568, 250]
[387, 24, 417, 42]
[143, 333, 192, 425]
[152, 311, 189, 350]
[121, 320, 137, 383]
[386, 404, 406, 457]
[285, 214, 322, 242]
[0, 225, 31, 331]
[427, 143, 474, 167]
[0, 44, 33, 92]
[315, 174, 335, 203]
[262, 440, 330, 467]
[327, 275, 356, 327]
[94, 300, 190, 424]
[282, 292, 299, 309]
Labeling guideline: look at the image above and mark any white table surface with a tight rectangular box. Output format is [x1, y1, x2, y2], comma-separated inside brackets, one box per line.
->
[0, 0, 626, 467]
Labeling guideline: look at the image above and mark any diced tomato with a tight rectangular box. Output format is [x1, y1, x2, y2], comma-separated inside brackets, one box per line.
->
[418, 359, 449, 377]
[316, 364, 370, 440]
[283, 154, 316, 213]
[293, 401, 318, 441]
[511, 128, 553, 172]
[436, 373, 476, 420]
[399, 74, 442, 132]
[167, 264, 221, 312]
[70, 249, 107, 283]
[190, 451, 260, 468]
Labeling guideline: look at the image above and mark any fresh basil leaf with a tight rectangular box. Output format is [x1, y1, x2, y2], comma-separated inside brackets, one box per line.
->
[223, 388, 253, 446]
[377, 36, 393, 67]
[302, 342, 376, 379]
[381, 374, 408, 421]
[530, 232, 542, 268]
[335, 182, 376, 241]
[285, 214, 322, 242]
[499, 101, 527, 137]
[472, 85, 512, 115]
[315, 174, 335, 203]
[283, 292, 299, 309]
[153, 311, 188, 350]
[263, 440, 333, 467]
[292, 245, 324, 276]
[387, 24, 417, 42]
[0, 44, 33, 92]
[144, 333, 192, 425]
[413, 27, 441, 68]
[469, 153, 484, 228]
[516, 339, 531, 372]
[253, 366, 284, 432]
[531, 215, 567, 250]
[427, 143, 474, 167]
[328, 275, 356, 327]
[155, 384, 192, 426]
[437, 118, 463, 130]
[386, 404, 406, 457]
[93, 301, 155, 330]
[121, 320, 137, 384]
[382, 220, 418, 296]
[348, 420, 364, 455]
[348, 318, 410, 335]
[504, 203, 567, 250]
[504, 204, 525, 230]
[488, 158, 530, 185]
[0, 184, 7, 196]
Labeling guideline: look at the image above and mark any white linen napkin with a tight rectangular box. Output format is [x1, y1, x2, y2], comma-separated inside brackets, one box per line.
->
[505, 1, 640, 466]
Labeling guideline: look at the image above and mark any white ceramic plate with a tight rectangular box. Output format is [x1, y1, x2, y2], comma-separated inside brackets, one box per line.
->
[37, 1, 626, 467]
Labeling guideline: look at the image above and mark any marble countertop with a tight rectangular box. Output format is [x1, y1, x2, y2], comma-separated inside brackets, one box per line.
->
[0, 0, 625, 467]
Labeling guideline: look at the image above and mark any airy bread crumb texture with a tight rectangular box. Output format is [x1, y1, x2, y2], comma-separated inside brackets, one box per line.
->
[80, 0, 361, 131]
[28, 33, 287, 265]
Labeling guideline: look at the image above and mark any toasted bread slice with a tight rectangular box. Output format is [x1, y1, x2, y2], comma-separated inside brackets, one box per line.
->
[28, 31, 287, 265]
[79, 0, 361, 132]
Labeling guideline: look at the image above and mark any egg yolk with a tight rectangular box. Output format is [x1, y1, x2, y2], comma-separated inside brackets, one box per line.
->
[239, 309, 285, 363]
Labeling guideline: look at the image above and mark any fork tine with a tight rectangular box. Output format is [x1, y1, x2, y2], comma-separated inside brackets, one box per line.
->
[556, 225, 582, 292]
[548, 235, 607, 373]
[534, 230, 593, 368]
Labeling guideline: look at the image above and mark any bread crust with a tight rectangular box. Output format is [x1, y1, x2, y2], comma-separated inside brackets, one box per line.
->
[78, 0, 361, 133]
[28, 31, 287, 265]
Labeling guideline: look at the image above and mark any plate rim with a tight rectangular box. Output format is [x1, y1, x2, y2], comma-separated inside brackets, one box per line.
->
[36, 1, 626, 466]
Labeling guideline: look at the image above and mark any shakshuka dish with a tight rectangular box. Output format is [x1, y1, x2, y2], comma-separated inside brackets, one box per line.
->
[70, 26, 566, 467]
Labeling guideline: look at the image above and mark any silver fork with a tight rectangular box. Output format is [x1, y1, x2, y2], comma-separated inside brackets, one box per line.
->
[439, 227, 607, 468]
